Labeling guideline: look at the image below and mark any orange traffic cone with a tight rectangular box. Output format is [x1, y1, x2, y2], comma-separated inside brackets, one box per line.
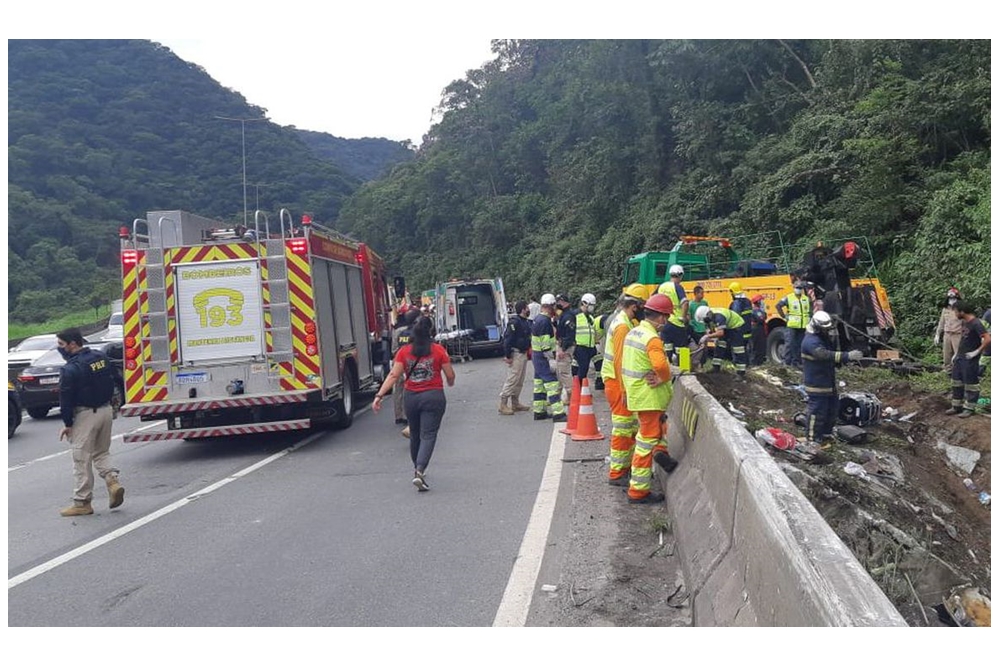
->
[560, 376, 581, 435]
[571, 378, 605, 441]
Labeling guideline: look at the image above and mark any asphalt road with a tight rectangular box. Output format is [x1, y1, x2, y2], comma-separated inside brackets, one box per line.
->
[7, 357, 562, 626]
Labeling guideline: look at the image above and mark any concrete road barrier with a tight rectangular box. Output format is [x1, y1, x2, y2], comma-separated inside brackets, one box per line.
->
[657, 374, 907, 626]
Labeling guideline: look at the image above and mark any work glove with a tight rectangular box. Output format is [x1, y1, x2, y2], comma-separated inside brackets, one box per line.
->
[698, 335, 709, 346]
[847, 349, 863, 361]
[933, 334, 941, 346]
[965, 350, 981, 360]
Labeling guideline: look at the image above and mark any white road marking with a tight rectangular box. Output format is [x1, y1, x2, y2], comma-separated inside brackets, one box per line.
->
[492, 425, 567, 626]
[8, 422, 162, 473]
[8, 428, 329, 590]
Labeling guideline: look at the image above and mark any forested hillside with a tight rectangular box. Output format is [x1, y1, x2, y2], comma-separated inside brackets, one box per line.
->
[7, 39, 407, 324]
[294, 130, 414, 181]
[338, 40, 991, 350]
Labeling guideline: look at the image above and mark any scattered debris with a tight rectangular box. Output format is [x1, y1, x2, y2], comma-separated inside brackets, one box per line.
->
[978, 492, 990, 506]
[727, 402, 746, 419]
[540, 584, 558, 593]
[899, 412, 918, 422]
[883, 406, 900, 419]
[940, 586, 992, 627]
[754, 428, 797, 451]
[844, 462, 869, 479]
[962, 478, 978, 492]
[834, 424, 868, 444]
[666, 584, 689, 608]
[838, 392, 882, 427]
[941, 444, 981, 476]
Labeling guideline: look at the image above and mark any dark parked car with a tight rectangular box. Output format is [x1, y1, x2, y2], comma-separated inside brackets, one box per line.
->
[16, 341, 125, 420]
[8, 381, 22, 437]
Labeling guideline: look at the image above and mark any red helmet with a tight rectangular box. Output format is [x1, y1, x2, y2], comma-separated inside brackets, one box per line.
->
[644, 293, 674, 315]
[751, 294, 764, 304]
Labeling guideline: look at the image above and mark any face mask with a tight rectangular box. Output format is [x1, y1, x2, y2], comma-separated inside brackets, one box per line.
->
[57, 346, 71, 361]
[948, 298, 957, 306]
[794, 289, 803, 296]
[634, 310, 646, 322]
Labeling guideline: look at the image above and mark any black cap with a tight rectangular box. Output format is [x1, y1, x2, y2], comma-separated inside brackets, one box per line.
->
[556, 294, 570, 304]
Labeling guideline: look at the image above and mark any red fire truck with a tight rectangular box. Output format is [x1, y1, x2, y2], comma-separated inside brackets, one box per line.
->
[118, 209, 395, 443]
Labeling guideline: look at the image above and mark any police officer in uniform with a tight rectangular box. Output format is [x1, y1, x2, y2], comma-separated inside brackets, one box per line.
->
[498, 300, 533, 415]
[56, 328, 124, 517]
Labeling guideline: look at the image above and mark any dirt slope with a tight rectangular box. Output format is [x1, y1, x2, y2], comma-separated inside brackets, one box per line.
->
[698, 363, 991, 627]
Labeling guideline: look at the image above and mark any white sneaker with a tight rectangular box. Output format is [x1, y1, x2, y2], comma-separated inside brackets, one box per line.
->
[412, 470, 429, 492]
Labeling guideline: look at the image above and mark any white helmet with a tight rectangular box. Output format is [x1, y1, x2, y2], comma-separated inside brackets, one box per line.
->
[809, 311, 834, 332]
[540, 293, 557, 306]
[695, 305, 712, 322]
[669, 264, 685, 277]
[581, 293, 597, 307]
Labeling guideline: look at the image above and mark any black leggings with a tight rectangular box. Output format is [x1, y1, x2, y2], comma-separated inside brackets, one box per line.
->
[404, 389, 447, 472]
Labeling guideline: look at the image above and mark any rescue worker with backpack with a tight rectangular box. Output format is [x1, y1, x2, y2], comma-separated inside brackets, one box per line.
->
[656, 264, 690, 363]
[621, 293, 679, 505]
[601, 284, 647, 487]
[801, 311, 862, 444]
[531, 294, 568, 422]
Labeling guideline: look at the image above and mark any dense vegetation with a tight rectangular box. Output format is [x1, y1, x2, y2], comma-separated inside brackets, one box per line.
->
[338, 40, 990, 353]
[8, 40, 990, 355]
[7, 39, 409, 325]
[294, 130, 414, 182]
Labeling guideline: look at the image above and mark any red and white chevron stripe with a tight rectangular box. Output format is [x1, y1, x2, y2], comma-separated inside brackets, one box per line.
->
[123, 418, 311, 443]
[120, 391, 311, 417]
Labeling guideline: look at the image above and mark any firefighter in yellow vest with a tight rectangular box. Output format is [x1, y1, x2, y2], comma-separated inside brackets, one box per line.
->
[776, 280, 812, 367]
[601, 283, 647, 486]
[621, 293, 679, 505]
[655, 264, 689, 363]
[695, 305, 749, 378]
[573, 293, 599, 384]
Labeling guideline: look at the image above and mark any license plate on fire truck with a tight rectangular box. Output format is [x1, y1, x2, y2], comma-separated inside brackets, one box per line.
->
[175, 372, 209, 385]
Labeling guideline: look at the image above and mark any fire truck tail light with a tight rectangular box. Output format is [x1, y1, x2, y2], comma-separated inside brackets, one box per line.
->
[304, 322, 316, 334]
[126, 360, 137, 370]
[289, 239, 308, 255]
[125, 336, 136, 348]
[125, 348, 139, 360]
[306, 345, 318, 355]
[122, 250, 138, 266]
[305, 334, 317, 345]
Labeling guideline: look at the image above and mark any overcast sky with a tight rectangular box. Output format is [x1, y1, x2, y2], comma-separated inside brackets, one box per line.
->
[157, 36, 496, 146]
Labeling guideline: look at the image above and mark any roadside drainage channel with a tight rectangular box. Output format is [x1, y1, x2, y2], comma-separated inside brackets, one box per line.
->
[655, 374, 907, 626]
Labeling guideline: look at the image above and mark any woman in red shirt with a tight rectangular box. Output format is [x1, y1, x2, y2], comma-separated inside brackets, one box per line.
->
[373, 316, 455, 491]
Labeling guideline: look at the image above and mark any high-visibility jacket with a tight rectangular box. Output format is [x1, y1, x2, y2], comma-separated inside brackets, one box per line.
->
[622, 320, 673, 412]
[601, 310, 637, 381]
[656, 281, 687, 327]
[531, 314, 556, 353]
[709, 307, 746, 332]
[784, 293, 811, 329]
[575, 311, 596, 347]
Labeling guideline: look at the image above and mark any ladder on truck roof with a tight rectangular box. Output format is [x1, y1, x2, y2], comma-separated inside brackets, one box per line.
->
[126, 209, 298, 394]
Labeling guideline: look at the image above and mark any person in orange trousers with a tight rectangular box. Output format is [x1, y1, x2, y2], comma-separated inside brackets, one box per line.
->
[621, 293, 678, 504]
[600, 283, 648, 486]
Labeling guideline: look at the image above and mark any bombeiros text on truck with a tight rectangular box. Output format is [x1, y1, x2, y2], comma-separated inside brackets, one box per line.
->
[117, 209, 397, 443]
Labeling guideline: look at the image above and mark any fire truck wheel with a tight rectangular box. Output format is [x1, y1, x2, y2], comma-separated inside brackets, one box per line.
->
[766, 327, 786, 365]
[334, 365, 356, 429]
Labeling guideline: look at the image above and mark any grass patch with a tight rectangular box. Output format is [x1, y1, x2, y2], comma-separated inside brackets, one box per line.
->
[645, 512, 671, 535]
[7, 305, 113, 343]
